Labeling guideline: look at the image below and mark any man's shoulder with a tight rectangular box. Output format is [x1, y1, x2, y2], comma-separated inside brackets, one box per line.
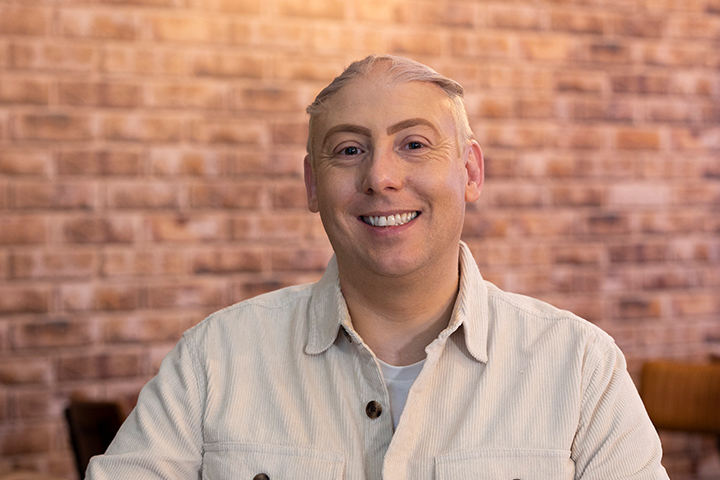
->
[184, 282, 316, 341]
[483, 280, 614, 347]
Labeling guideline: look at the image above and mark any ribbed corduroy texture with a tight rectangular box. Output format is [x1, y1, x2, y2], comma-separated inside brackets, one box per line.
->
[86, 243, 669, 480]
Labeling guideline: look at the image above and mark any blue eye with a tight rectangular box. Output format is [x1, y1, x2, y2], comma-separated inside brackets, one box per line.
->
[407, 141, 425, 150]
[341, 146, 360, 156]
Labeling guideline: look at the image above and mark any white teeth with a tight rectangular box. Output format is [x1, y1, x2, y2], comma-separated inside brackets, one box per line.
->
[364, 211, 418, 227]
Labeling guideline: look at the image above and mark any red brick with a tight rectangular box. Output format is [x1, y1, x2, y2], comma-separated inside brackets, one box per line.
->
[11, 319, 94, 348]
[276, 0, 345, 19]
[104, 313, 192, 344]
[387, 29, 444, 56]
[58, 149, 143, 176]
[60, 9, 138, 40]
[584, 40, 633, 64]
[614, 295, 664, 319]
[60, 284, 140, 312]
[486, 183, 544, 207]
[149, 148, 222, 177]
[101, 45, 187, 76]
[552, 244, 605, 265]
[450, 33, 512, 59]
[412, 2, 478, 27]
[0, 78, 49, 105]
[608, 183, 671, 206]
[609, 243, 668, 263]
[552, 185, 605, 207]
[0, 149, 52, 176]
[191, 51, 264, 78]
[187, 0, 261, 13]
[271, 247, 333, 271]
[11, 250, 96, 279]
[519, 36, 571, 61]
[99, 0, 176, 6]
[611, 73, 670, 94]
[189, 118, 265, 145]
[0, 216, 46, 245]
[462, 213, 510, 238]
[551, 10, 611, 34]
[106, 181, 180, 209]
[189, 182, 266, 209]
[10, 42, 97, 72]
[616, 127, 662, 150]
[62, 216, 135, 244]
[671, 293, 718, 316]
[190, 248, 264, 274]
[149, 15, 232, 43]
[103, 114, 182, 142]
[57, 351, 143, 381]
[58, 81, 141, 108]
[101, 249, 186, 277]
[147, 214, 228, 242]
[642, 268, 701, 290]
[586, 213, 632, 236]
[271, 122, 309, 146]
[352, 0, 406, 23]
[641, 43, 706, 67]
[488, 4, 543, 30]
[12, 113, 96, 141]
[147, 81, 227, 109]
[0, 424, 52, 455]
[232, 86, 303, 113]
[12, 181, 96, 210]
[232, 213, 307, 241]
[0, 6, 50, 35]
[272, 181, 309, 209]
[555, 71, 607, 93]
[146, 280, 224, 309]
[0, 359, 50, 385]
[554, 126, 606, 150]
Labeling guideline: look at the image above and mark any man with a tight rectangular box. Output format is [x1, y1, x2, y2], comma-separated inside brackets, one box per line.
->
[86, 55, 669, 479]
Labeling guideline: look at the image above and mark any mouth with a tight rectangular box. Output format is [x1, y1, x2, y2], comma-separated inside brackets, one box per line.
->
[361, 211, 419, 227]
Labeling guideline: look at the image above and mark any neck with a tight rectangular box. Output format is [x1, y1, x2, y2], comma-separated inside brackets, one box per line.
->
[338, 251, 461, 366]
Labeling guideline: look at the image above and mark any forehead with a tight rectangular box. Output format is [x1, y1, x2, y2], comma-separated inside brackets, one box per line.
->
[315, 71, 457, 135]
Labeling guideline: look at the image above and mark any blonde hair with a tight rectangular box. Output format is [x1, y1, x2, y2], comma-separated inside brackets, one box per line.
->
[305, 54, 474, 162]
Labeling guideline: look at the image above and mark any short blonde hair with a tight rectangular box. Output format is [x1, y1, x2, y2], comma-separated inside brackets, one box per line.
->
[306, 54, 474, 162]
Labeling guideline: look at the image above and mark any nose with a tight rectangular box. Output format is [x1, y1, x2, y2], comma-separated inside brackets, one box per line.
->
[361, 147, 404, 195]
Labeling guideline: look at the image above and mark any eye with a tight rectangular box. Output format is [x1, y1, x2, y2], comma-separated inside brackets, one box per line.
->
[407, 141, 425, 150]
[340, 146, 361, 156]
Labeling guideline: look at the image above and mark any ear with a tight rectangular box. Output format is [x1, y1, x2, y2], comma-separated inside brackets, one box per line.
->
[464, 140, 484, 203]
[304, 155, 319, 213]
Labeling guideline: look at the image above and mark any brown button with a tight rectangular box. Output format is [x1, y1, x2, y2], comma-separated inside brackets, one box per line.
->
[253, 474, 269, 480]
[365, 400, 383, 419]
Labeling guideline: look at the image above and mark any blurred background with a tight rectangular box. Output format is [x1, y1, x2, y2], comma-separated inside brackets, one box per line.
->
[0, 0, 718, 478]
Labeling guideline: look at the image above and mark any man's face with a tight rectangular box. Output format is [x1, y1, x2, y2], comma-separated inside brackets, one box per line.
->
[305, 67, 483, 281]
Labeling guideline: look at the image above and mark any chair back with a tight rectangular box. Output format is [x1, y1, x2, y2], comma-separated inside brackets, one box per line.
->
[640, 361, 720, 433]
[65, 401, 124, 478]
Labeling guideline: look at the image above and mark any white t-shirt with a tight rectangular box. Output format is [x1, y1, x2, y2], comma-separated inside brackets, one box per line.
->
[378, 358, 426, 430]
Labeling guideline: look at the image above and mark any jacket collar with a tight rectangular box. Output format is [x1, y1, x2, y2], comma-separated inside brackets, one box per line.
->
[304, 241, 489, 363]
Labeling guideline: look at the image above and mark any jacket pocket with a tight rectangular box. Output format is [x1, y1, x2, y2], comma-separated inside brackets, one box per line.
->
[202, 443, 344, 479]
[436, 449, 574, 479]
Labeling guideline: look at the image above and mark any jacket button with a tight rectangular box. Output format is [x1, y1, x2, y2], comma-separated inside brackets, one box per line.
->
[253, 474, 269, 480]
[365, 400, 383, 419]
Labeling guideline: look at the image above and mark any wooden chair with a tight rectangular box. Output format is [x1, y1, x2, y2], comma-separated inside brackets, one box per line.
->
[640, 361, 720, 451]
[64, 401, 124, 478]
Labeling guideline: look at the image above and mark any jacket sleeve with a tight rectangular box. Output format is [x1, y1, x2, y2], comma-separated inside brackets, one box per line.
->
[572, 337, 669, 480]
[85, 333, 205, 480]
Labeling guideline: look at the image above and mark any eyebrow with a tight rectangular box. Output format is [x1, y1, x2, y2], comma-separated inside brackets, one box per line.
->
[387, 118, 440, 136]
[321, 124, 372, 151]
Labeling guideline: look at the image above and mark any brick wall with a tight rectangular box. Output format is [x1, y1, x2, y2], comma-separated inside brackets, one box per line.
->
[0, 0, 718, 478]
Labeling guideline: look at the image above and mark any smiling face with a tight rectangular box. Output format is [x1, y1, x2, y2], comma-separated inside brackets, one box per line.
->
[305, 65, 483, 284]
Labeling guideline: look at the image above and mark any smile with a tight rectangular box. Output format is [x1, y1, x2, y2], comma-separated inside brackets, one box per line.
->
[362, 212, 419, 227]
